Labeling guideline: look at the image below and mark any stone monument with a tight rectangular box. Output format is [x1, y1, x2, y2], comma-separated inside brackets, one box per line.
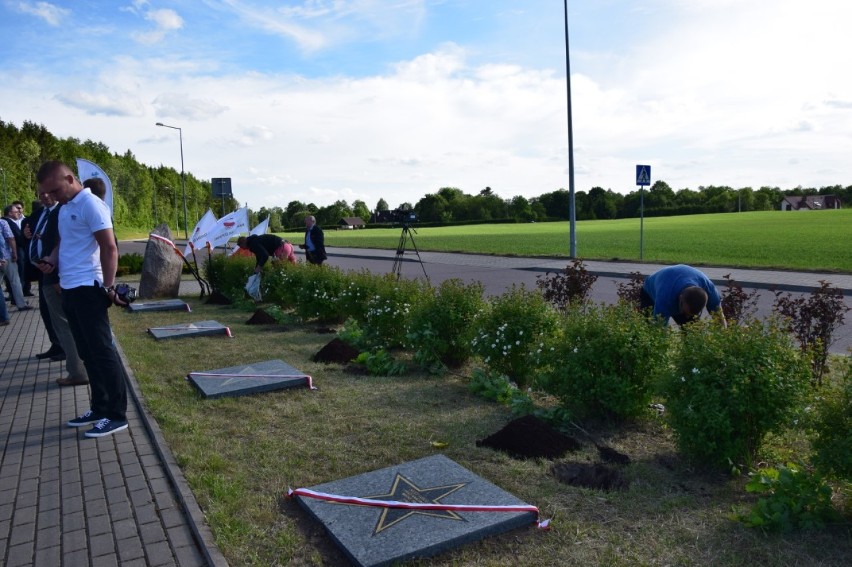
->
[138, 224, 183, 299]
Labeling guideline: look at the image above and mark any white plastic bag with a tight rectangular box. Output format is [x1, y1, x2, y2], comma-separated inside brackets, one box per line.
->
[245, 273, 262, 301]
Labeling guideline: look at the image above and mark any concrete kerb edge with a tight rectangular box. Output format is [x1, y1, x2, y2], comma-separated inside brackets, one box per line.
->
[114, 335, 231, 567]
[517, 267, 852, 297]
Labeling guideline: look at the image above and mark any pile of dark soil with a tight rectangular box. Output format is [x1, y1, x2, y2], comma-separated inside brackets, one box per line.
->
[246, 309, 278, 325]
[314, 326, 337, 334]
[550, 462, 629, 491]
[476, 415, 583, 460]
[313, 338, 360, 364]
[205, 290, 232, 305]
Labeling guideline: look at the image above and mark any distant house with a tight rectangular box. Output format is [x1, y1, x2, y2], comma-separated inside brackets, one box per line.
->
[339, 216, 366, 229]
[781, 195, 842, 211]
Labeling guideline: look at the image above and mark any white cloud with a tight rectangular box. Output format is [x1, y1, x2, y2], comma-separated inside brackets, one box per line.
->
[53, 90, 146, 117]
[14, 1, 69, 26]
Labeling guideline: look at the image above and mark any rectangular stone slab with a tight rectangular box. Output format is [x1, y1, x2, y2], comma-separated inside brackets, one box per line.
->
[148, 320, 231, 340]
[127, 299, 191, 312]
[188, 359, 313, 399]
[293, 454, 537, 566]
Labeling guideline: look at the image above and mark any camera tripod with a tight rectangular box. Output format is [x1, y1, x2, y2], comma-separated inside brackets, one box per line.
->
[392, 224, 430, 283]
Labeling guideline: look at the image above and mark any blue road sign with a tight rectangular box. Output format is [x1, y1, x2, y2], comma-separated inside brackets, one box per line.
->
[636, 165, 651, 186]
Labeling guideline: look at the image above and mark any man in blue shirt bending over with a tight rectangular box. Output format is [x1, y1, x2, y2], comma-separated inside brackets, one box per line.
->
[640, 264, 726, 326]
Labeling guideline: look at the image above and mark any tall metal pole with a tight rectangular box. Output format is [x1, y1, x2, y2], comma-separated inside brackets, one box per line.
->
[156, 122, 189, 240]
[564, 0, 577, 258]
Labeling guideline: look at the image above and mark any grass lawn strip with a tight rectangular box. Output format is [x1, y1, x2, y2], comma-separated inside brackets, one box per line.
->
[112, 300, 851, 566]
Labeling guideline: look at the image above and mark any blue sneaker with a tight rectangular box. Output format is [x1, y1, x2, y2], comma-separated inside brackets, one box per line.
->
[67, 410, 103, 427]
[84, 418, 129, 438]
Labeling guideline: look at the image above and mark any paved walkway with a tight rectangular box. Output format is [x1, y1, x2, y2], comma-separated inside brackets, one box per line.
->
[0, 296, 227, 566]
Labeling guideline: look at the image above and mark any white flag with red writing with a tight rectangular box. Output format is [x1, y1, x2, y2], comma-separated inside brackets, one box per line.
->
[207, 207, 250, 249]
[184, 209, 218, 256]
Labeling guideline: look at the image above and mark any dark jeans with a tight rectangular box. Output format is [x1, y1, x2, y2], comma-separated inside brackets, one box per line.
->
[62, 284, 127, 421]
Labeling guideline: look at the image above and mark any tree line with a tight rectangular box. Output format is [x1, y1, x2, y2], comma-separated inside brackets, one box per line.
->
[1, 118, 849, 233]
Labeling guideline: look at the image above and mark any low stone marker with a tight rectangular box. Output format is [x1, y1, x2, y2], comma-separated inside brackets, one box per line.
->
[188, 359, 315, 399]
[147, 320, 232, 340]
[291, 454, 541, 566]
[127, 299, 191, 313]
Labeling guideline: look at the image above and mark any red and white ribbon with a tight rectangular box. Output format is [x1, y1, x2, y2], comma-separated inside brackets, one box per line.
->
[287, 487, 550, 529]
[189, 372, 316, 390]
[149, 233, 186, 257]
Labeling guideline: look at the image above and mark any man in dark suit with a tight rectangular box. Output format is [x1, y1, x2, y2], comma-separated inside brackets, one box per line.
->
[303, 215, 327, 265]
[27, 196, 64, 360]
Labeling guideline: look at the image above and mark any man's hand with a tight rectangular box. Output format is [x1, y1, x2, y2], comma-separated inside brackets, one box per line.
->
[106, 287, 128, 307]
[36, 260, 56, 274]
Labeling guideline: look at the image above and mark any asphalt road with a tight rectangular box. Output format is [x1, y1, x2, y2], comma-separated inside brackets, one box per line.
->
[119, 239, 851, 355]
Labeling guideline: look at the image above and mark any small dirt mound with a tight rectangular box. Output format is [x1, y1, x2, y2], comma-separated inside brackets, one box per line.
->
[551, 462, 629, 491]
[476, 415, 583, 460]
[597, 445, 631, 465]
[246, 309, 278, 325]
[313, 338, 360, 364]
[206, 290, 232, 305]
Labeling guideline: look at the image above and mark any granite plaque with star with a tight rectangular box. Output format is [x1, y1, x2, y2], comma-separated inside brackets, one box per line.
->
[147, 320, 231, 340]
[127, 298, 190, 313]
[293, 454, 538, 566]
[188, 359, 314, 399]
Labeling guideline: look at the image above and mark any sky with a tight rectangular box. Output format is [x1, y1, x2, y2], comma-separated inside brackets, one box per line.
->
[1, 0, 850, 211]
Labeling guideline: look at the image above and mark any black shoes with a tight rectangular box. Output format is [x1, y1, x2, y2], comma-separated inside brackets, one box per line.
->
[36, 347, 65, 360]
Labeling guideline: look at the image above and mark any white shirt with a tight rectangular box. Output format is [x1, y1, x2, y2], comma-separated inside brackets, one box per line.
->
[58, 188, 112, 289]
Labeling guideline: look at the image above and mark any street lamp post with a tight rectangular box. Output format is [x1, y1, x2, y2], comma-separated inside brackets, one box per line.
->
[563, 0, 577, 258]
[155, 122, 189, 240]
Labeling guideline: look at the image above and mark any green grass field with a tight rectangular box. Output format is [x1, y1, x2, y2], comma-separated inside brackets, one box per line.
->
[322, 210, 852, 272]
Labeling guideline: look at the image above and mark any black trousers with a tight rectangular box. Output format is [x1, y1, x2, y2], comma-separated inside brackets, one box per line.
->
[62, 284, 127, 421]
[38, 281, 61, 350]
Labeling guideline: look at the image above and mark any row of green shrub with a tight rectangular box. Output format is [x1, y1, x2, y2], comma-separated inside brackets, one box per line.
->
[205, 255, 850, 522]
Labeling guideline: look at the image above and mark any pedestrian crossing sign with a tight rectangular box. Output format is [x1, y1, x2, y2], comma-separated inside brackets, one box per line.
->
[636, 165, 651, 186]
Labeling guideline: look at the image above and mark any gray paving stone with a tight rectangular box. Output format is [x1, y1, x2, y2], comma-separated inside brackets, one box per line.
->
[144, 538, 176, 566]
[92, 552, 120, 567]
[87, 513, 114, 537]
[166, 524, 196, 548]
[62, 548, 89, 566]
[12, 505, 36, 525]
[90, 531, 117, 557]
[62, 528, 88, 553]
[174, 544, 208, 567]
[36, 525, 61, 549]
[5, 541, 34, 567]
[33, 544, 61, 567]
[36, 506, 60, 530]
[9, 521, 35, 546]
[117, 534, 145, 562]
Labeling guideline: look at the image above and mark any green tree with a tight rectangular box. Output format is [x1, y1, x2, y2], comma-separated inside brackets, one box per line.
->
[376, 198, 389, 211]
[352, 200, 370, 222]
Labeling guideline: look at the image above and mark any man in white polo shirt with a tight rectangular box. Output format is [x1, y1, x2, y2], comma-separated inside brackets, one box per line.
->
[36, 160, 129, 438]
